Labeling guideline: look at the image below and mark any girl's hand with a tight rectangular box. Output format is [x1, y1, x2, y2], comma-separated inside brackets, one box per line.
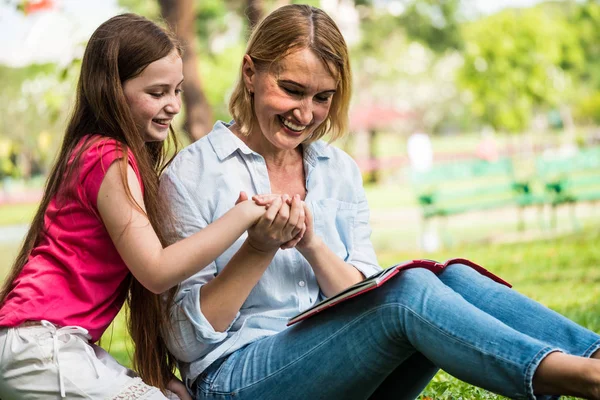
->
[166, 377, 192, 400]
[252, 193, 282, 207]
[235, 191, 269, 222]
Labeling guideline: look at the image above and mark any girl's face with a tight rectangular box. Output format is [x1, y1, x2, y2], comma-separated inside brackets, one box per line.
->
[123, 50, 184, 143]
[243, 48, 338, 152]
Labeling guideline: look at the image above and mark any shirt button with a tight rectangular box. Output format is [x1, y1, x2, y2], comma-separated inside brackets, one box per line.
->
[298, 280, 306, 287]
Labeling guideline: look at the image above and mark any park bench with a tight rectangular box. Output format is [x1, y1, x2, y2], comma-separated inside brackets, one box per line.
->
[410, 158, 535, 246]
[535, 146, 600, 228]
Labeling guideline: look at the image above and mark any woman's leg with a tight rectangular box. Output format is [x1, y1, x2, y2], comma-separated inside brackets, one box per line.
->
[195, 268, 593, 400]
[438, 263, 600, 358]
[367, 352, 439, 400]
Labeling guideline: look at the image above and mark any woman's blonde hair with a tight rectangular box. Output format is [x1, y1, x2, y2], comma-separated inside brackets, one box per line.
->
[229, 4, 352, 143]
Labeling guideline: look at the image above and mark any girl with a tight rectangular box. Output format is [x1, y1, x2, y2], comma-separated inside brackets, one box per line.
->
[0, 13, 303, 400]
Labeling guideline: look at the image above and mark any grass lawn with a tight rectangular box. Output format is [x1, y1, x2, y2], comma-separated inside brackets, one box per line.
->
[1, 229, 598, 399]
[379, 229, 600, 399]
[0, 203, 37, 226]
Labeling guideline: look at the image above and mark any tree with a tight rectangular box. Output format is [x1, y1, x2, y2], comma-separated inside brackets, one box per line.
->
[458, 7, 583, 133]
[159, 0, 214, 142]
[397, 0, 464, 54]
[568, 0, 600, 124]
[245, 0, 263, 30]
[349, 1, 466, 182]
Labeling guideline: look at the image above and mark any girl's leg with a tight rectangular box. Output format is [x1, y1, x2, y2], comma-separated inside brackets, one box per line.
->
[0, 324, 168, 399]
[194, 268, 585, 400]
[438, 263, 600, 358]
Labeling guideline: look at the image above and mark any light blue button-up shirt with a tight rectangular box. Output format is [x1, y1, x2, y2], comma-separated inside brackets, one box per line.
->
[159, 121, 381, 385]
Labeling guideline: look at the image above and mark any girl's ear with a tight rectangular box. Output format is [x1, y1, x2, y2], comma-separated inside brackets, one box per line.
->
[241, 54, 256, 94]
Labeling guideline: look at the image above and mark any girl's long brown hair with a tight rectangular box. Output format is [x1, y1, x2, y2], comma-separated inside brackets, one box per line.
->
[0, 13, 181, 391]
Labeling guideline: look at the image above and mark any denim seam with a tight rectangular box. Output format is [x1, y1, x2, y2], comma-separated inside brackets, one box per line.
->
[522, 346, 559, 400]
[204, 359, 229, 389]
[215, 305, 396, 396]
[582, 339, 600, 358]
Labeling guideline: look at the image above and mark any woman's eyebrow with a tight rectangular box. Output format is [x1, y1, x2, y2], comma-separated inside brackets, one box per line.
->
[278, 79, 336, 93]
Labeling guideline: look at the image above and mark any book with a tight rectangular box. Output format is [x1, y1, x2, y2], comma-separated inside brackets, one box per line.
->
[287, 258, 511, 326]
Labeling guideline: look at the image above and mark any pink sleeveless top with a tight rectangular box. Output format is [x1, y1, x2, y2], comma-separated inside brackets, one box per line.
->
[0, 136, 143, 342]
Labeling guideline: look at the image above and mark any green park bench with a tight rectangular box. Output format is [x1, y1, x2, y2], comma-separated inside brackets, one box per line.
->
[535, 146, 600, 228]
[410, 158, 536, 246]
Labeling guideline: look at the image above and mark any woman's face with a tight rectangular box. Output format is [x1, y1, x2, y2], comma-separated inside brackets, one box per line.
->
[123, 50, 184, 143]
[244, 48, 338, 151]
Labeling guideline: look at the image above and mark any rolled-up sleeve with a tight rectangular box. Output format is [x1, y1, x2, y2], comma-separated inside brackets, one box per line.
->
[347, 163, 381, 278]
[159, 169, 239, 362]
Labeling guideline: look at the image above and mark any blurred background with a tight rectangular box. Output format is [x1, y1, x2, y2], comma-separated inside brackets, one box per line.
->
[1, 1, 599, 398]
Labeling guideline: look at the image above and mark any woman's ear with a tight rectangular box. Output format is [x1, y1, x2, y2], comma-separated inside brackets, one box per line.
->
[242, 54, 256, 94]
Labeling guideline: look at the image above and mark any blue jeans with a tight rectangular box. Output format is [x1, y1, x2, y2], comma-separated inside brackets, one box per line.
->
[194, 264, 600, 400]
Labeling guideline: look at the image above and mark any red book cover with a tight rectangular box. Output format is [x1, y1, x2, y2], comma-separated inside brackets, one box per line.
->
[287, 258, 510, 326]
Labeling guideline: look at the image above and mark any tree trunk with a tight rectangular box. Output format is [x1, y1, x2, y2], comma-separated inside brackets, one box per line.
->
[159, 0, 213, 142]
[245, 0, 263, 30]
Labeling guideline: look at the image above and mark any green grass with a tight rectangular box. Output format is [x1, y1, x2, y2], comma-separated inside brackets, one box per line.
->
[1, 230, 598, 398]
[0, 203, 37, 226]
[0, 243, 20, 272]
[378, 229, 600, 399]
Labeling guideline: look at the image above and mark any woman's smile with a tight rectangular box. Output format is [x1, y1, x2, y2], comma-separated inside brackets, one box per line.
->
[242, 47, 337, 154]
[278, 115, 308, 135]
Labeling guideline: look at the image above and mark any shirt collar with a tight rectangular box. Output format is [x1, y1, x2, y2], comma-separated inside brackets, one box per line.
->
[207, 120, 333, 165]
[208, 121, 255, 161]
[303, 138, 332, 167]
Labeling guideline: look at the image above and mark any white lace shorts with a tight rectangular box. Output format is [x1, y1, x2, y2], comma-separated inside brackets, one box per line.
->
[0, 322, 171, 399]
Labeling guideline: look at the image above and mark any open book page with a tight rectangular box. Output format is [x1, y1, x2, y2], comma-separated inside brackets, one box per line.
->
[287, 258, 510, 326]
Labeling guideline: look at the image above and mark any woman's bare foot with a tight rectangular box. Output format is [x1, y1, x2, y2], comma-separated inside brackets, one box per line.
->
[533, 352, 600, 399]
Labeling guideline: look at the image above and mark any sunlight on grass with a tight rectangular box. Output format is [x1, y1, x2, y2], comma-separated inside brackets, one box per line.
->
[377, 230, 600, 400]
[0, 243, 20, 276]
[0, 203, 37, 226]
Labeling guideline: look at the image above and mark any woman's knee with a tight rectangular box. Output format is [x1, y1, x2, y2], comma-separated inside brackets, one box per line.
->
[382, 267, 452, 303]
[439, 263, 496, 288]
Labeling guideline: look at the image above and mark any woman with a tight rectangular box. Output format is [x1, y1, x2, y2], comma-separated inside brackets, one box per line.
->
[160, 5, 600, 400]
[0, 14, 302, 399]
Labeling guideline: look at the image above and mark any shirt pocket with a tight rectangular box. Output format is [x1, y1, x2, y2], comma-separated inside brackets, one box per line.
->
[311, 199, 357, 261]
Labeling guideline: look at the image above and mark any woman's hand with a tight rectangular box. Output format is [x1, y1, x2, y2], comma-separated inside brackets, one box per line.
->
[293, 202, 317, 251]
[247, 194, 305, 252]
[253, 194, 307, 249]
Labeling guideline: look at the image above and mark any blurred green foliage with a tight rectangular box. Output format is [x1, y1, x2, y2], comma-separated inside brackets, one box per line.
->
[459, 5, 583, 133]
[399, 0, 464, 53]
[4, 0, 600, 179]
